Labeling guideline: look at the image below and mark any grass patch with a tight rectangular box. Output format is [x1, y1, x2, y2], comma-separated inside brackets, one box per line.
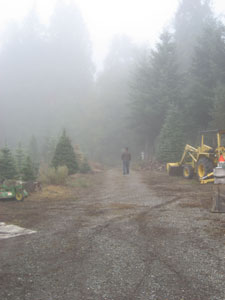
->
[67, 174, 93, 189]
[39, 185, 74, 199]
[109, 203, 137, 209]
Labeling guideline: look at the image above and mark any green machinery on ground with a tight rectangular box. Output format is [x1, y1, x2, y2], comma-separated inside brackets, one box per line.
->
[0, 180, 28, 201]
[167, 130, 225, 183]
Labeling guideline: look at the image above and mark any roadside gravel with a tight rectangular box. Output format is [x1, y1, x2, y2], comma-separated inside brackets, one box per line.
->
[0, 169, 225, 300]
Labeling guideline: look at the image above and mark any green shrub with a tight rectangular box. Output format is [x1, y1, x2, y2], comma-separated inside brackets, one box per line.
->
[47, 167, 57, 184]
[57, 166, 69, 184]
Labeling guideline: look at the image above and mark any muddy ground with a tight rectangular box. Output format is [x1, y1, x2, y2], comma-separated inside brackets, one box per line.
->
[0, 169, 225, 300]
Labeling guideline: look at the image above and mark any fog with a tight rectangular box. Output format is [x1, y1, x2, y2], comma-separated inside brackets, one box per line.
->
[1, 0, 225, 165]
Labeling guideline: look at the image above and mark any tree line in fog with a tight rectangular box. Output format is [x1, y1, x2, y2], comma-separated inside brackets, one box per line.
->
[1, 0, 225, 165]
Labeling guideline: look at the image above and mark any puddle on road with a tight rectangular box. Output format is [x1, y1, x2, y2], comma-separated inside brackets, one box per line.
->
[0, 222, 36, 239]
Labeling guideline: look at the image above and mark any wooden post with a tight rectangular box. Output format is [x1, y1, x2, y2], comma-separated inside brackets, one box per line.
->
[212, 184, 225, 213]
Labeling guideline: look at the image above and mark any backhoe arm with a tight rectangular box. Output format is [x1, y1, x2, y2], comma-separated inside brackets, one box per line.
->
[178, 144, 198, 166]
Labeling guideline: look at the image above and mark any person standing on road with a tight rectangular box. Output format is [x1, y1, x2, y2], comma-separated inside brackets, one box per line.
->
[121, 147, 131, 175]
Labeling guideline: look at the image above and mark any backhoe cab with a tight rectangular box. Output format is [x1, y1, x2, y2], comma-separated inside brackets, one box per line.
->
[167, 130, 225, 183]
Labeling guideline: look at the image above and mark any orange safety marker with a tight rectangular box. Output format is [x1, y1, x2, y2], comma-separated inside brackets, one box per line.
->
[219, 154, 225, 162]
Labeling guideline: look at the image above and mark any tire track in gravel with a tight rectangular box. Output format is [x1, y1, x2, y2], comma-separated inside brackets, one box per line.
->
[127, 211, 222, 300]
[1, 168, 225, 300]
[76, 169, 225, 300]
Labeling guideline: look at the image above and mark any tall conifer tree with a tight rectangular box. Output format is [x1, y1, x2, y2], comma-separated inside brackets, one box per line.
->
[174, 0, 212, 72]
[156, 105, 186, 163]
[186, 20, 225, 135]
[130, 32, 182, 154]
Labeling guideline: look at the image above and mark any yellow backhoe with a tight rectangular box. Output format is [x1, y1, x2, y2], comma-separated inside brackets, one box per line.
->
[167, 130, 225, 183]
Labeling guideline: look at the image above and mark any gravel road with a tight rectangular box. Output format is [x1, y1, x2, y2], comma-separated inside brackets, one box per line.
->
[0, 169, 225, 300]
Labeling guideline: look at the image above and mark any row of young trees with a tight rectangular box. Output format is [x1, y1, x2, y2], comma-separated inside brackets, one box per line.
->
[0, 146, 36, 182]
[129, 0, 225, 162]
[0, 130, 90, 182]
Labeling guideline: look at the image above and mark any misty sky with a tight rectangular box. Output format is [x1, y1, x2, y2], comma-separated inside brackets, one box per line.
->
[0, 0, 224, 68]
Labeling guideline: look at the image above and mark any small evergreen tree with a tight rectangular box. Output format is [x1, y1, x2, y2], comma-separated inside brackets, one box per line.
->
[28, 135, 40, 164]
[15, 142, 25, 177]
[52, 130, 78, 174]
[156, 106, 186, 163]
[22, 155, 36, 181]
[41, 136, 57, 164]
[0, 146, 16, 180]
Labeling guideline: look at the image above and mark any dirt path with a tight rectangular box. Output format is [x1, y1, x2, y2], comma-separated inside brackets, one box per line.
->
[0, 169, 225, 300]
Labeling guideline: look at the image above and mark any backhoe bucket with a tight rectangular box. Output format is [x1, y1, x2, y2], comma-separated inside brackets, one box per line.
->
[167, 163, 183, 176]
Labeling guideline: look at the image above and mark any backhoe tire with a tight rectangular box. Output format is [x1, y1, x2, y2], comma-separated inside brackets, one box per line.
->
[183, 165, 194, 179]
[197, 157, 213, 181]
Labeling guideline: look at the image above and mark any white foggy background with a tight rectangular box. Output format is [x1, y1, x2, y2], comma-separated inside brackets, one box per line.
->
[0, 0, 224, 70]
[0, 0, 225, 165]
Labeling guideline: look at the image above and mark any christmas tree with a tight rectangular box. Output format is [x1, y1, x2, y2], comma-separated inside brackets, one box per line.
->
[22, 156, 36, 181]
[52, 130, 78, 175]
[0, 146, 16, 180]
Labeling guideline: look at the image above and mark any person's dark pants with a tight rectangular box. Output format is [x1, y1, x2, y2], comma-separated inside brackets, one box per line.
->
[123, 160, 130, 175]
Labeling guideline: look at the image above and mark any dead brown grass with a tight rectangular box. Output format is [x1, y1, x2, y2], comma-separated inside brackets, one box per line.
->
[38, 185, 74, 200]
[109, 203, 137, 210]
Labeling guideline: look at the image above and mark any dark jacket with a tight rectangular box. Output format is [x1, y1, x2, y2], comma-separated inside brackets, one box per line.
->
[121, 152, 131, 161]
